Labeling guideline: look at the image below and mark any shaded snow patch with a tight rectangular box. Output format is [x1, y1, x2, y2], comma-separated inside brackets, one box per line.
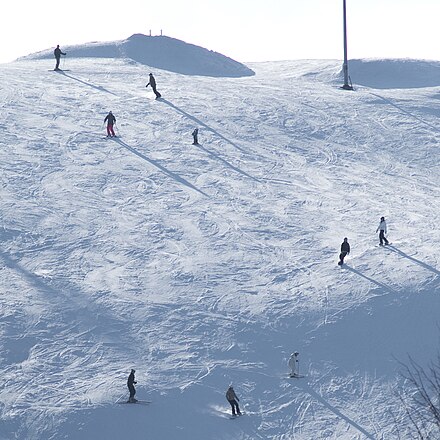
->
[19, 33, 255, 78]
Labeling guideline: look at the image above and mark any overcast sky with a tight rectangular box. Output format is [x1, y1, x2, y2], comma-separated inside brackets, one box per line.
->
[2, 0, 440, 64]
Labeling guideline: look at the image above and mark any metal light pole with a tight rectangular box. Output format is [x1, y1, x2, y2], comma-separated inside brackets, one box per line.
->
[342, 0, 353, 90]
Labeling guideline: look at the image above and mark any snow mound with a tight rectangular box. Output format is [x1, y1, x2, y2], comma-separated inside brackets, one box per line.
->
[20, 33, 255, 78]
[348, 58, 440, 89]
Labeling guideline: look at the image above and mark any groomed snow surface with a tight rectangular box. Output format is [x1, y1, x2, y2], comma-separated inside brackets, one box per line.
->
[0, 57, 439, 439]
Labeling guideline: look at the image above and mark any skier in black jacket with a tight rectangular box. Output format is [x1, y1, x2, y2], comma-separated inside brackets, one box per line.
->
[54, 45, 66, 71]
[226, 385, 241, 416]
[146, 73, 161, 99]
[338, 237, 350, 266]
[127, 369, 137, 403]
[104, 111, 116, 137]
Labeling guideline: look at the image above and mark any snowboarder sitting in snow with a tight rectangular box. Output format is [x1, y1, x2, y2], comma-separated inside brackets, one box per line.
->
[146, 73, 162, 99]
[226, 385, 241, 416]
[54, 45, 66, 71]
[104, 111, 116, 137]
[127, 369, 137, 403]
[338, 237, 350, 266]
[376, 216, 389, 246]
[192, 128, 199, 145]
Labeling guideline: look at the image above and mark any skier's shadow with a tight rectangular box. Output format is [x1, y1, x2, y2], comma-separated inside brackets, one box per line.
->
[113, 138, 208, 197]
[344, 265, 397, 294]
[299, 383, 376, 440]
[194, 143, 260, 182]
[58, 71, 117, 96]
[160, 99, 247, 154]
[386, 245, 440, 276]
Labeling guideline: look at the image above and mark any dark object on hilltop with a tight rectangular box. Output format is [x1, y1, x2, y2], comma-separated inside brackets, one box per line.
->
[53, 45, 66, 71]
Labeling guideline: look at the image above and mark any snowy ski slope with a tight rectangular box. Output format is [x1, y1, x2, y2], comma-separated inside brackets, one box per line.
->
[0, 56, 439, 439]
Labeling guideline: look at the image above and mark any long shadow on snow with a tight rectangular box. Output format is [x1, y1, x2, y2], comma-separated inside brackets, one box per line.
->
[0, 247, 132, 356]
[344, 265, 398, 294]
[298, 382, 376, 439]
[0, 251, 129, 334]
[194, 143, 260, 182]
[159, 99, 248, 154]
[369, 93, 440, 132]
[58, 70, 117, 96]
[113, 138, 208, 197]
[386, 245, 440, 276]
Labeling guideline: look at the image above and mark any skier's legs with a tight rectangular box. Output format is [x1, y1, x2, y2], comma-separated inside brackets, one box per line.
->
[234, 401, 241, 415]
[55, 57, 60, 70]
[107, 125, 115, 137]
[152, 86, 161, 98]
[339, 251, 347, 265]
[128, 384, 136, 401]
[379, 230, 385, 245]
[228, 399, 236, 415]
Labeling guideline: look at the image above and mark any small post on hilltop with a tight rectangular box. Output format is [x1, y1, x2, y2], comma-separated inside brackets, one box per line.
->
[342, 0, 353, 90]
[149, 30, 151, 37]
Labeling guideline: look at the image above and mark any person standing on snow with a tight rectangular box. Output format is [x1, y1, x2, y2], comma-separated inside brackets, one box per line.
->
[192, 128, 199, 145]
[127, 369, 137, 403]
[146, 73, 162, 99]
[288, 352, 299, 377]
[376, 216, 389, 246]
[54, 45, 66, 71]
[104, 111, 116, 137]
[226, 385, 241, 416]
[338, 237, 350, 266]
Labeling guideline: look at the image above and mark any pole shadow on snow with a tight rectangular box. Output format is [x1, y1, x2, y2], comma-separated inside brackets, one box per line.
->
[369, 93, 440, 132]
[299, 383, 376, 440]
[386, 245, 440, 276]
[344, 265, 398, 294]
[194, 143, 260, 182]
[58, 71, 117, 96]
[113, 138, 208, 197]
[159, 99, 248, 154]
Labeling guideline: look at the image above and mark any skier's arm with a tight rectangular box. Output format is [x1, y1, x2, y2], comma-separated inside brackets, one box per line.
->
[146, 83, 150, 88]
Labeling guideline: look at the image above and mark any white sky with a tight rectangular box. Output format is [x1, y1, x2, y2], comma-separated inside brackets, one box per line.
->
[2, 0, 440, 64]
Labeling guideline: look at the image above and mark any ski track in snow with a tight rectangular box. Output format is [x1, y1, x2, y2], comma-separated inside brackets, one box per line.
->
[0, 58, 439, 439]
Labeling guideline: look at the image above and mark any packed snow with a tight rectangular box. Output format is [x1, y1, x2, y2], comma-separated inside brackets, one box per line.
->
[0, 50, 439, 440]
[21, 34, 255, 78]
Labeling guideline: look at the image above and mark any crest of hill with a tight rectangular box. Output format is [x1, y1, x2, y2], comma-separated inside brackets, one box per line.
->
[347, 58, 440, 89]
[20, 33, 255, 78]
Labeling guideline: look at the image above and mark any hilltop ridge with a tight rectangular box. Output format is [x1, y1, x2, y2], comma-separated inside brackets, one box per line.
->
[20, 33, 255, 78]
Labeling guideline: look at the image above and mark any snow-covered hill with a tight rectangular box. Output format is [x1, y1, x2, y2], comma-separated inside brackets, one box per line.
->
[20, 34, 255, 78]
[0, 55, 439, 440]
